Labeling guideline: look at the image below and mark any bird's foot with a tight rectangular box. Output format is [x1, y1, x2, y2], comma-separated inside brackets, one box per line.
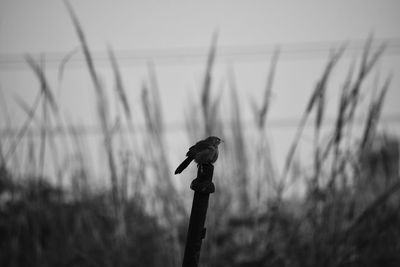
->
[190, 178, 215, 194]
[197, 163, 214, 174]
[198, 164, 203, 174]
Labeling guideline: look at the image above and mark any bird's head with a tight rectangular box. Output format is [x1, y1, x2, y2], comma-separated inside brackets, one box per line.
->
[206, 136, 223, 146]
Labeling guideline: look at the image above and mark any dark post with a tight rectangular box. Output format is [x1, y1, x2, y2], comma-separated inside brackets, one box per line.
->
[182, 164, 215, 267]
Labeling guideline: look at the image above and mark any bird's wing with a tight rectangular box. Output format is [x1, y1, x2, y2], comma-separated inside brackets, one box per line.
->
[186, 140, 210, 157]
[195, 146, 218, 164]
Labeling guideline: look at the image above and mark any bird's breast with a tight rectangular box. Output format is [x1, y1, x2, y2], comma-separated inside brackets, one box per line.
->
[194, 146, 218, 164]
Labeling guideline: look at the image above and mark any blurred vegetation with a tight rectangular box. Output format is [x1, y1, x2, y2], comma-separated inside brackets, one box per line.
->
[0, 167, 172, 267]
[0, 2, 400, 266]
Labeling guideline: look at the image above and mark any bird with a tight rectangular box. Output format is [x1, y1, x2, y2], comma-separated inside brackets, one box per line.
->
[175, 136, 222, 174]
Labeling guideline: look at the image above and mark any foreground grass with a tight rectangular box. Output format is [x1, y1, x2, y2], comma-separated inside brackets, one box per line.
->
[0, 166, 177, 267]
[1, 157, 399, 267]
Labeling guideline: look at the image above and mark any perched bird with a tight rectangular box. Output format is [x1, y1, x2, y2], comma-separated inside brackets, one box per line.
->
[175, 136, 222, 174]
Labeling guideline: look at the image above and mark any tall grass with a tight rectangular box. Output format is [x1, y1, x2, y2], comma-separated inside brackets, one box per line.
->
[65, 0, 120, 216]
[0, 2, 399, 266]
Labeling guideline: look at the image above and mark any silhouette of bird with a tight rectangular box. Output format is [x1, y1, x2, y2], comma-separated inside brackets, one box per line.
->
[175, 136, 223, 174]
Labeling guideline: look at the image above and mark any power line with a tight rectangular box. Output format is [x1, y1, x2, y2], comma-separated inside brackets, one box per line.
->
[1, 113, 400, 138]
[1, 37, 400, 70]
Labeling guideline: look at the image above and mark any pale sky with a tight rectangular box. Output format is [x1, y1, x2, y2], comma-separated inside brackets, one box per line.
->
[0, 0, 399, 182]
[1, 1, 400, 52]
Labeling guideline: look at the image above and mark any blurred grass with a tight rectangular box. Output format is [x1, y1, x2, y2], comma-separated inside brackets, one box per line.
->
[0, 2, 399, 266]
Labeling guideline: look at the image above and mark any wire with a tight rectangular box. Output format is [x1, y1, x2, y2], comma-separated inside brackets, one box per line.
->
[1, 37, 400, 70]
[1, 113, 400, 138]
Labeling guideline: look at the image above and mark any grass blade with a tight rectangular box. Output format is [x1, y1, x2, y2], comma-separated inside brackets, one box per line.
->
[57, 47, 80, 84]
[258, 47, 279, 129]
[201, 31, 218, 135]
[228, 66, 249, 208]
[108, 46, 132, 121]
[5, 92, 42, 162]
[360, 75, 391, 149]
[25, 55, 58, 114]
[65, 0, 119, 214]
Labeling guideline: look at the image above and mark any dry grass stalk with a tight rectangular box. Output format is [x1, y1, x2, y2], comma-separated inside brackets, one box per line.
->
[148, 62, 164, 134]
[0, 86, 10, 165]
[201, 32, 218, 136]
[248, 50, 280, 202]
[228, 66, 249, 209]
[281, 46, 345, 193]
[346, 37, 386, 128]
[141, 77, 185, 218]
[14, 93, 64, 187]
[315, 45, 346, 132]
[140, 65, 187, 263]
[184, 99, 202, 141]
[108, 46, 139, 193]
[108, 46, 132, 121]
[57, 47, 80, 84]
[257, 47, 280, 130]
[65, 0, 117, 191]
[5, 91, 42, 163]
[24, 55, 59, 177]
[25, 54, 67, 179]
[54, 52, 79, 168]
[39, 98, 47, 176]
[0, 85, 12, 130]
[26, 130, 37, 175]
[312, 46, 346, 184]
[25, 55, 58, 114]
[360, 75, 391, 150]
[38, 56, 48, 177]
[334, 62, 355, 147]
[44, 116, 62, 188]
[323, 39, 387, 188]
[0, 140, 4, 166]
[325, 62, 356, 181]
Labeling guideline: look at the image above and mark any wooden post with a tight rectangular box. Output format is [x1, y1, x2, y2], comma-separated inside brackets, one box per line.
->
[182, 164, 215, 267]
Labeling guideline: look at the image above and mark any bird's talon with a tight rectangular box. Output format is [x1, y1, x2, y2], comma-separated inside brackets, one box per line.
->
[190, 178, 215, 194]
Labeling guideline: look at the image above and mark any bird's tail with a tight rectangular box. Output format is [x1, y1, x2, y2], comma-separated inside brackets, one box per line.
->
[175, 157, 193, 174]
